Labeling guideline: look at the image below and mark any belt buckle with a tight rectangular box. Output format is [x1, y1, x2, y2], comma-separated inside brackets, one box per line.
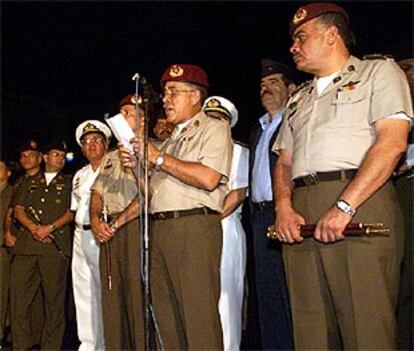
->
[304, 172, 319, 186]
[158, 212, 166, 220]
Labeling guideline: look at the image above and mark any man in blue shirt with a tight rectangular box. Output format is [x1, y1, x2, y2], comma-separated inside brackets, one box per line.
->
[248, 59, 297, 350]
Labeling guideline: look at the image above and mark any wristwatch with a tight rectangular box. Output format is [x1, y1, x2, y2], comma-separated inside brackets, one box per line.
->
[154, 152, 165, 171]
[336, 200, 356, 216]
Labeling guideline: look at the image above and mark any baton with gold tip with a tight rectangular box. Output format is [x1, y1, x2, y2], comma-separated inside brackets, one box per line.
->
[27, 206, 68, 260]
[102, 206, 112, 291]
[267, 222, 390, 240]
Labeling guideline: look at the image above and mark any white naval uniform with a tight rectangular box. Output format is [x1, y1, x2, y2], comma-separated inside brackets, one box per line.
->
[219, 142, 249, 351]
[71, 164, 105, 350]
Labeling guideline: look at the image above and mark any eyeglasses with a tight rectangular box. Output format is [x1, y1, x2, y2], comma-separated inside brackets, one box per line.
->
[162, 89, 195, 99]
[81, 136, 105, 146]
[48, 151, 66, 159]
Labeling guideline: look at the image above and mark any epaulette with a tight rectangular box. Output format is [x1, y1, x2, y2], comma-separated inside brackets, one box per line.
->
[291, 79, 312, 97]
[363, 53, 394, 60]
[233, 140, 249, 149]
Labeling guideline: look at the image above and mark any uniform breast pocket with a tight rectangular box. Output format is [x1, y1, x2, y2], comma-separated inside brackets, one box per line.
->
[333, 88, 371, 127]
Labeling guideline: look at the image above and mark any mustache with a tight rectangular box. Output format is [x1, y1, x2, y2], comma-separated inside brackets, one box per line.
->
[260, 90, 272, 97]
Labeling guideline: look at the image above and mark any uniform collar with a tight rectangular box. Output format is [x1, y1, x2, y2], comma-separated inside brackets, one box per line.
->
[314, 55, 360, 97]
[259, 109, 285, 129]
[171, 111, 206, 139]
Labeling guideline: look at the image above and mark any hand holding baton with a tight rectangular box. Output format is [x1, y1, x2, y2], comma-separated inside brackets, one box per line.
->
[102, 206, 113, 291]
[267, 222, 390, 240]
[28, 206, 68, 260]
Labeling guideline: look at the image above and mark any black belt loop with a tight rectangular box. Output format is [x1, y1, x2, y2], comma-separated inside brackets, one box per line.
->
[151, 207, 219, 221]
[293, 169, 358, 188]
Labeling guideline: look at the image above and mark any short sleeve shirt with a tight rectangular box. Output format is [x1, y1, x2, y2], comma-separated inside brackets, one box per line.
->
[273, 55, 414, 179]
[150, 111, 232, 213]
[91, 150, 138, 214]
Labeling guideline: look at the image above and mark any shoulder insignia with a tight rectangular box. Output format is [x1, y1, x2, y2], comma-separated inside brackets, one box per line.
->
[233, 140, 249, 149]
[291, 80, 312, 97]
[363, 53, 394, 60]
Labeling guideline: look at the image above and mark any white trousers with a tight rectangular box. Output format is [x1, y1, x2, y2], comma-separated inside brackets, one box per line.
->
[72, 229, 105, 351]
[219, 212, 247, 351]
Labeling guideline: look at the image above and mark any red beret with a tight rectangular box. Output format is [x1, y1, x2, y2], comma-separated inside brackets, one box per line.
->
[160, 64, 209, 89]
[290, 2, 349, 36]
[119, 93, 143, 109]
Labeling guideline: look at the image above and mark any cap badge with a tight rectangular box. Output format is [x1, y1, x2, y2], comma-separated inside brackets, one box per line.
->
[206, 98, 221, 109]
[30, 140, 38, 149]
[130, 94, 142, 105]
[169, 65, 184, 78]
[82, 123, 98, 134]
[293, 8, 307, 25]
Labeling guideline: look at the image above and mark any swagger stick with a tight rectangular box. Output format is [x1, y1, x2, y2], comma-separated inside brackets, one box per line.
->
[102, 205, 112, 290]
[267, 222, 390, 240]
[28, 206, 68, 260]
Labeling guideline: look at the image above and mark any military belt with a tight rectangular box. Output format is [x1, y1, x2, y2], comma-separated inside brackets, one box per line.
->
[252, 201, 274, 211]
[75, 223, 92, 231]
[293, 169, 358, 188]
[151, 207, 219, 221]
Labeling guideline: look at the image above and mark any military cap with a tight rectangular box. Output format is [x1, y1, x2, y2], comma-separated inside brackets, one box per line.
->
[261, 59, 299, 85]
[203, 96, 239, 128]
[290, 2, 349, 35]
[75, 120, 112, 147]
[18, 139, 40, 154]
[42, 140, 67, 154]
[160, 64, 209, 89]
[119, 93, 144, 109]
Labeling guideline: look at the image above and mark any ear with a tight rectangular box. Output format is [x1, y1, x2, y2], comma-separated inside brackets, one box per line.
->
[287, 83, 297, 95]
[191, 90, 202, 106]
[326, 25, 339, 46]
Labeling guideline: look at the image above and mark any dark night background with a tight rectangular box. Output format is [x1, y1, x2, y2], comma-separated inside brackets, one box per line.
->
[2, 1, 413, 174]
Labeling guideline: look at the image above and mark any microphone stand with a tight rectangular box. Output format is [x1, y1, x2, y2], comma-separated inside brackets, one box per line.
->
[133, 73, 153, 351]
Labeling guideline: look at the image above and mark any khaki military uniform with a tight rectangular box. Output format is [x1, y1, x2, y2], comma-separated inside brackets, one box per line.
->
[273, 55, 413, 349]
[0, 182, 13, 342]
[150, 111, 232, 350]
[10, 172, 72, 350]
[91, 149, 143, 350]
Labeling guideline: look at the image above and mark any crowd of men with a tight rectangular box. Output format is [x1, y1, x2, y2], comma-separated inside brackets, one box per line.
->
[0, 2, 413, 350]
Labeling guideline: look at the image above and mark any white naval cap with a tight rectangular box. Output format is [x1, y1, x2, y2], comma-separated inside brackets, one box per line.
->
[203, 96, 238, 128]
[75, 120, 112, 146]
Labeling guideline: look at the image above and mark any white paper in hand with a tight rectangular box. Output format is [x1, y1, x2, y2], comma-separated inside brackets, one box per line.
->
[105, 113, 135, 153]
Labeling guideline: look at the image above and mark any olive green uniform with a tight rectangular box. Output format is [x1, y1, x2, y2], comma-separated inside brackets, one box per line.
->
[0, 182, 13, 342]
[150, 111, 232, 350]
[273, 55, 413, 349]
[10, 172, 72, 350]
[91, 150, 143, 350]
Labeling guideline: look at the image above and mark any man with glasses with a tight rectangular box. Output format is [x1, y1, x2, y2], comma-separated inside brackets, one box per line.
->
[10, 140, 73, 350]
[130, 64, 232, 349]
[90, 94, 148, 350]
[71, 120, 111, 350]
